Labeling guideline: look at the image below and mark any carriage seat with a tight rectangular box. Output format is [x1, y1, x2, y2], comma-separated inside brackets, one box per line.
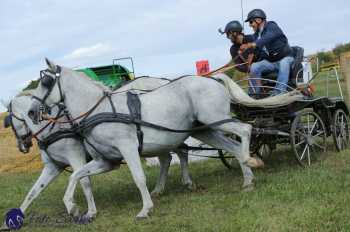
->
[260, 46, 304, 89]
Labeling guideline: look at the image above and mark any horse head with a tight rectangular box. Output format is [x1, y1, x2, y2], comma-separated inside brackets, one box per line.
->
[5, 101, 33, 153]
[28, 58, 63, 124]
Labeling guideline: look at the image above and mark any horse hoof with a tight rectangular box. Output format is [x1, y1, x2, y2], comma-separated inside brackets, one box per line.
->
[242, 184, 255, 192]
[69, 205, 80, 218]
[184, 182, 196, 191]
[151, 189, 163, 197]
[135, 214, 150, 220]
[73, 213, 95, 225]
[246, 157, 264, 168]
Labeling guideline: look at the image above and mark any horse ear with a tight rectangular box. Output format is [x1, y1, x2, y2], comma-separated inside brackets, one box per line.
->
[45, 58, 57, 72]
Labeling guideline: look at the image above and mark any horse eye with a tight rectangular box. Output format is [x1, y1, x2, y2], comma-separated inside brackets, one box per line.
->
[41, 75, 55, 88]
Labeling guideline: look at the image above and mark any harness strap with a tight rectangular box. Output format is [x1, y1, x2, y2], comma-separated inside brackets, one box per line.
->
[37, 129, 80, 150]
[104, 91, 117, 114]
[32, 120, 54, 139]
[78, 112, 239, 134]
[126, 92, 143, 154]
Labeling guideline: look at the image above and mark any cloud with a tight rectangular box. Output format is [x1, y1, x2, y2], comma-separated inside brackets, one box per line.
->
[63, 43, 112, 60]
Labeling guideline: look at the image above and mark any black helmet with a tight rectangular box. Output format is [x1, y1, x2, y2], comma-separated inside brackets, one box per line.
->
[224, 20, 243, 33]
[245, 9, 266, 22]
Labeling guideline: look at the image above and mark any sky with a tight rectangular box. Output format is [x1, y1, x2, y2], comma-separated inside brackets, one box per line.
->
[0, 0, 349, 112]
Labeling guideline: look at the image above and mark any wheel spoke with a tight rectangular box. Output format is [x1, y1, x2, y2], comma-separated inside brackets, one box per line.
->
[296, 139, 306, 146]
[296, 129, 306, 135]
[339, 137, 344, 149]
[313, 141, 325, 150]
[313, 131, 325, 138]
[307, 146, 311, 166]
[341, 114, 344, 125]
[300, 144, 308, 160]
[310, 119, 318, 134]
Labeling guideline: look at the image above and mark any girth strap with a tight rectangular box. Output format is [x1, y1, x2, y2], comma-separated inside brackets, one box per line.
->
[126, 92, 143, 154]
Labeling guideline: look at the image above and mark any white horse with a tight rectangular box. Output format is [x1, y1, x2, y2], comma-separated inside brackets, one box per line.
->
[4, 94, 98, 224]
[4, 79, 197, 226]
[28, 59, 263, 219]
[112, 76, 196, 194]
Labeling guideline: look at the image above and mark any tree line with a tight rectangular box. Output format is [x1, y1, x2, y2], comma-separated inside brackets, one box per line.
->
[316, 42, 350, 65]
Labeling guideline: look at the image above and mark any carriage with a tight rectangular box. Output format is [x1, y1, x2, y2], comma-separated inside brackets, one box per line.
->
[219, 46, 350, 168]
[76, 52, 350, 169]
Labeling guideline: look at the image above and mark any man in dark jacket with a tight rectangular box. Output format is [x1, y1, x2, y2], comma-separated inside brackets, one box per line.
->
[240, 9, 294, 95]
[220, 20, 257, 73]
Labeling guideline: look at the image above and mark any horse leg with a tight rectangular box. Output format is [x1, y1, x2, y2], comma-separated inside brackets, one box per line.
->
[151, 153, 172, 197]
[69, 159, 97, 224]
[119, 145, 153, 219]
[63, 159, 115, 221]
[192, 130, 255, 190]
[177, 149, 195, 190]
[216, 121, 263, 168]
[19, 162, 62, 213]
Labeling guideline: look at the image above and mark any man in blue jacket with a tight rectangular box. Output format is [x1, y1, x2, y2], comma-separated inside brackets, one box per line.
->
[240, 9, 294, 96]
[221, 20, 257, 73]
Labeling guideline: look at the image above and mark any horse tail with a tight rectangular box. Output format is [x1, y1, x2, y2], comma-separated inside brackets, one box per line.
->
[212, 73, 303, 107]
[211, 74, 253, 104]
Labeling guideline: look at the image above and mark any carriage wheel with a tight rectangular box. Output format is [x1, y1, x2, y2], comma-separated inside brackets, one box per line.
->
[290, 110, 327, 167]
[332, 109, 350, 151]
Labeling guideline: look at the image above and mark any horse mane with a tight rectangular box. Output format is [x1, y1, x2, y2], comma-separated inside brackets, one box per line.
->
[16, 89, 35, 97]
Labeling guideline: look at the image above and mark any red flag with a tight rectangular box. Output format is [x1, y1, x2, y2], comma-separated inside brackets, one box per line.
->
[196, 60, 210, 75]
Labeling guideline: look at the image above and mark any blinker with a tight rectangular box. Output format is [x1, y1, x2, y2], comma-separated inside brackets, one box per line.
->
[41, 75, 55, 88]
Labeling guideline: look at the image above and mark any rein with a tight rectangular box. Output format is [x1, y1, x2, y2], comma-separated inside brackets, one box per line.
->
[34, 67, 241, 134]
[32, 67, 244, 158]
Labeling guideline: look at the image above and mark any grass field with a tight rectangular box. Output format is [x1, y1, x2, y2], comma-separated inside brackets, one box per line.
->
[0, 146, 350, 232]
[0, 70, 349, 231]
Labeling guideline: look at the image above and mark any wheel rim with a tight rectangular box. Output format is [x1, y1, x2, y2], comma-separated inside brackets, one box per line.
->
[291, 111, 326, 166]
[333, 110, 350, 151]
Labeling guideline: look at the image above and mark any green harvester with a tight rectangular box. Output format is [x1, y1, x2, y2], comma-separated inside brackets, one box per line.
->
[77, 57, 135, 89]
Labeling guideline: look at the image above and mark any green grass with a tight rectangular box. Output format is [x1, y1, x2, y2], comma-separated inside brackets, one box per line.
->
[312, 69, 347, 101]
[1, 145, 350, 232]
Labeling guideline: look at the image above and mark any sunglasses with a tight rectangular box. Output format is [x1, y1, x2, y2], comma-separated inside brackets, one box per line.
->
[249, 20, 255, 25]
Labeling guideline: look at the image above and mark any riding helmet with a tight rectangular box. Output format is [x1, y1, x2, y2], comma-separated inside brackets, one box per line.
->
[245, 9, 266, 22]
[224, 20, 243, 33]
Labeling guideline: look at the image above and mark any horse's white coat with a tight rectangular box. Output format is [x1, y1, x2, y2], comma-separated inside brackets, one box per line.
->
[10, 95, 97, 223]
[29, 59, 263, 219]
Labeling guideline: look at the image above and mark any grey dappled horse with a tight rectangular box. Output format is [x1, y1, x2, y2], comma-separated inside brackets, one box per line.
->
[4, 81, 194, 226]
[4, 94, 97, 225]
[28, 59, 263, 219]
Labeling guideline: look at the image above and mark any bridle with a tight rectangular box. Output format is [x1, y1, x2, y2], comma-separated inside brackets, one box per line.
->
[31, 66, 65, 118]
[5, 102, 33, 151]
[6, 99, 76, 154]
